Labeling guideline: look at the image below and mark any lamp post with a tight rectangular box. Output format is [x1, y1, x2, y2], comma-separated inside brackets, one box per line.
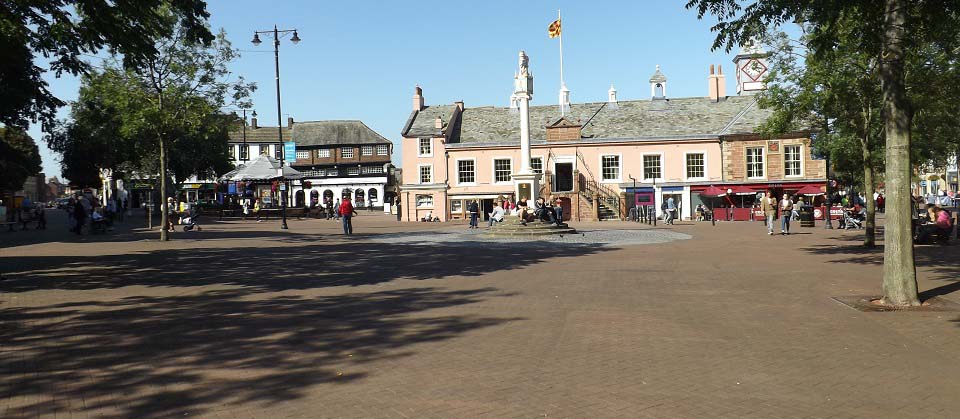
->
[824, 155, 833, 229]
[253, 25, 300, 230]
[628, 175, 637, 222]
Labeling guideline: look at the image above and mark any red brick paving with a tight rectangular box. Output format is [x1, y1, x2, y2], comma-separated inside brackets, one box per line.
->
[1, 211, 958, 418]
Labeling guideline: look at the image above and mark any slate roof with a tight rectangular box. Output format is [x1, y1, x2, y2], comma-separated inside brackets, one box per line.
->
[227, 125, 291, 143]
[403, 95, 771, 146]
[292, 120, 390, 147]
[402, 105, 457, 138]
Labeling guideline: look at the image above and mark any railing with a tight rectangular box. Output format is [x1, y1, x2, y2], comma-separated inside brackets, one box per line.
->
[578, 173, 621, 220]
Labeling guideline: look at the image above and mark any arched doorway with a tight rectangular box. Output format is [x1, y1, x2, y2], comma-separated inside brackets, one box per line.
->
[355, 189, 365, 207]
[323, 189, 334, 206]
[294, 190, 305, 208]
[368, 188, 378, 206]
[341, 188, 352, 201]
[310, 190, 319, 208]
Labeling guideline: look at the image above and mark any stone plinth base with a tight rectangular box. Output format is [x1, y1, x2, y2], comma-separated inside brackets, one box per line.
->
[483, 219, 577, 238]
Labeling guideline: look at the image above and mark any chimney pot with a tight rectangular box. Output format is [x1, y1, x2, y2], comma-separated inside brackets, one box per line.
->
[718, 64, 723, 75]
[413, 85, 425, 111]
[710, 64, 715, 75]
[287, 117, 294, 128]
[251, 117, 258, 129]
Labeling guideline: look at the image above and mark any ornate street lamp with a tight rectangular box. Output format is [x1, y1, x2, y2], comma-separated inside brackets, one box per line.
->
[252, 25, 300, 229]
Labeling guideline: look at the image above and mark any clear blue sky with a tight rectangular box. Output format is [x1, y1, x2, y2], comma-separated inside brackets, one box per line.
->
[29, 0, 743, 182]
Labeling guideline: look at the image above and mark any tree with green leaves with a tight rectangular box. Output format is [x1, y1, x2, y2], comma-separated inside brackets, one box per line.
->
[49, 26, 253, 240]
[757, 25, 884, 247]
[0, 0, 212, 130]
[0, 127, 42, 193]
[686, 0, 960, 306]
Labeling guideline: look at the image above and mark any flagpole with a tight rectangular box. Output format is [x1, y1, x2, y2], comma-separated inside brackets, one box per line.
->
[558, 8, 565, 116]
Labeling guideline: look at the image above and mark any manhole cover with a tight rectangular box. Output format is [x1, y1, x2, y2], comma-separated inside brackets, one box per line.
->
[831, 295, 960, 312]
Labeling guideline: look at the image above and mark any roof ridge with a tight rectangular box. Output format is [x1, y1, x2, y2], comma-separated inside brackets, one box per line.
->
[718, 96, 759, 135]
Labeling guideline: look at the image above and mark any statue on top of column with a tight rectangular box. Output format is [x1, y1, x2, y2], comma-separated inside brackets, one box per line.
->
[518, 50, 529, 76]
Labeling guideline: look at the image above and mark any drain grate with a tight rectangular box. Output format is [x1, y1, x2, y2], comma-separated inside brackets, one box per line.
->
[831, 295, 960, 312]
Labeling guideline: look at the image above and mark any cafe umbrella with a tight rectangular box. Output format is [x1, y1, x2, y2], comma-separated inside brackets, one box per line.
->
[698, 185, 727, 225]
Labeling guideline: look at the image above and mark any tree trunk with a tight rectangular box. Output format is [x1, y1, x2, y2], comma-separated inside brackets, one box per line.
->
[880, 0, 919, 306]
[862, 147, 876, 247]
[159, 134, 169, 241]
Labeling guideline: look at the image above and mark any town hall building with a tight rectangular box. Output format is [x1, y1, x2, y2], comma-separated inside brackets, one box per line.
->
[398, 46, 826, 222]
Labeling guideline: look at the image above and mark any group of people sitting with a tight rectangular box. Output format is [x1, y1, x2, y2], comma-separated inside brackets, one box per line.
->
[915, 204, 954, 245]
[483, 196, 564, 228]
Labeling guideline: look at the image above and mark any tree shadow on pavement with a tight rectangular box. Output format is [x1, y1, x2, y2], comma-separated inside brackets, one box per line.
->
[0, 287, 521, 418]
[0, 239, 607, 293]
[800, 235, 960, 300]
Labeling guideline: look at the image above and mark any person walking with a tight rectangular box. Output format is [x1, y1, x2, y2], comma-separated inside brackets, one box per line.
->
[73, 197, 86, 235]
[665, 196, 677, 225]
[468, 200, 479, 229]
[334, 198, 341, 220]
[254, 198, 262, 222]
[339, 197, 357, 235]
[761, 191, 778, 236]
[780, 193, 795, 235]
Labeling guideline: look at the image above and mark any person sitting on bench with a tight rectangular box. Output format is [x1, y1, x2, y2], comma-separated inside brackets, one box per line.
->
[488, 203, 505, 227]
[533, 197, 557, 224]
[916, 205, 952, 245]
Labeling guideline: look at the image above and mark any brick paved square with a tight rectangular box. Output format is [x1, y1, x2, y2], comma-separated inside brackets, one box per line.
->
[1, 211, 958, 418]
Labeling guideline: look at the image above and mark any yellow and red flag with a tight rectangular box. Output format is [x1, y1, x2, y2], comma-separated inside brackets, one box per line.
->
[548, 19, 561, 38]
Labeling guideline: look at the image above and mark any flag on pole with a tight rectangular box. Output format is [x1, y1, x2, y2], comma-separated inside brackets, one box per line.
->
[548, 19, 561, 38]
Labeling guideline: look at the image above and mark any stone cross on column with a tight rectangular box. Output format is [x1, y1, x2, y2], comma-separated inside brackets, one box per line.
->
[512, 50, 540, 203]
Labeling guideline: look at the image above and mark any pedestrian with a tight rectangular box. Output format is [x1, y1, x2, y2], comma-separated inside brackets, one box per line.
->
[34, 205, 46, 229]
[761, 190, 777, 236]
[166, 197, 177, 232]
[468, 200, 479, 229]
[335, 198, 341, 220]
[254, 198, 262, 222]
[395, 198, 402, 222]
[242, 198, 251, 220]
[780, 193, 794, 235]
[339, 197, 357, 235]
[665, 196, 676, 225]
[553, 196, 564, 226]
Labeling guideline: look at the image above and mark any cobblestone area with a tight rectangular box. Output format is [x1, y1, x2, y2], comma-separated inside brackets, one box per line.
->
[1, 211, 958, 418]
[369, 228, 692, 247]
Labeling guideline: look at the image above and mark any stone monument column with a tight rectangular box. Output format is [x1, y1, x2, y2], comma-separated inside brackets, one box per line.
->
[512, 50, 541, 203]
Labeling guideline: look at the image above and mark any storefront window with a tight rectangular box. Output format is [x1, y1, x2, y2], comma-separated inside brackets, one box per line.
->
[450, 199, 463, 213]
[416, 194, 433, 208]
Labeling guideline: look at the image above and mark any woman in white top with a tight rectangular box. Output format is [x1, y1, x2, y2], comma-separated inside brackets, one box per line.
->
[780, 194, 794, 235]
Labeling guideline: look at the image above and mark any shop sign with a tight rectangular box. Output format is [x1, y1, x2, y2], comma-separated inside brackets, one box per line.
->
[183, 183, 201, 189]
[767, 141, 780, 152]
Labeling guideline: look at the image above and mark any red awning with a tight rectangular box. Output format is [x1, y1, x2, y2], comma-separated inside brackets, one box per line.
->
[699, 185, 727, 197]
[729, 185, 758, 196]
[795, 185, 825, 196]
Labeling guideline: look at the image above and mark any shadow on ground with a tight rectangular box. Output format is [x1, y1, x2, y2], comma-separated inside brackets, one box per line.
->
[0, 230, 609, 417]
[800, 231, 960, 300]
[0, 236, 607, 292]
[0, 287, 521, 418]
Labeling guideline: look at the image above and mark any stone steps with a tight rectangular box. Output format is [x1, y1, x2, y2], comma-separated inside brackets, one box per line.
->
[483, 220, 578, 237]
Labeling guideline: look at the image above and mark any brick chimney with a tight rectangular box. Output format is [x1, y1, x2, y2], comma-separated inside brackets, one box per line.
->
[251, 116, 258, 129]
[708, 64, 727, 102]
[413, 85, 424, 111]
[287, 116, 294, 128]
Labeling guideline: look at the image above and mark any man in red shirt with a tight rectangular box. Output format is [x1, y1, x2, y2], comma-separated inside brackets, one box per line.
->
[339, 198, 357, 235]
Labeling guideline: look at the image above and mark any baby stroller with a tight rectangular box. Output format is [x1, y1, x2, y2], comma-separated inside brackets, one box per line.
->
[841, 208, 864, 230]
[180, 208, 202, 232]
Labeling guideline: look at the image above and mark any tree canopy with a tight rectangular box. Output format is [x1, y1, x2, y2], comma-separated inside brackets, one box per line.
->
[0, 128, 42, 193]
[0, 0, 213, 130]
